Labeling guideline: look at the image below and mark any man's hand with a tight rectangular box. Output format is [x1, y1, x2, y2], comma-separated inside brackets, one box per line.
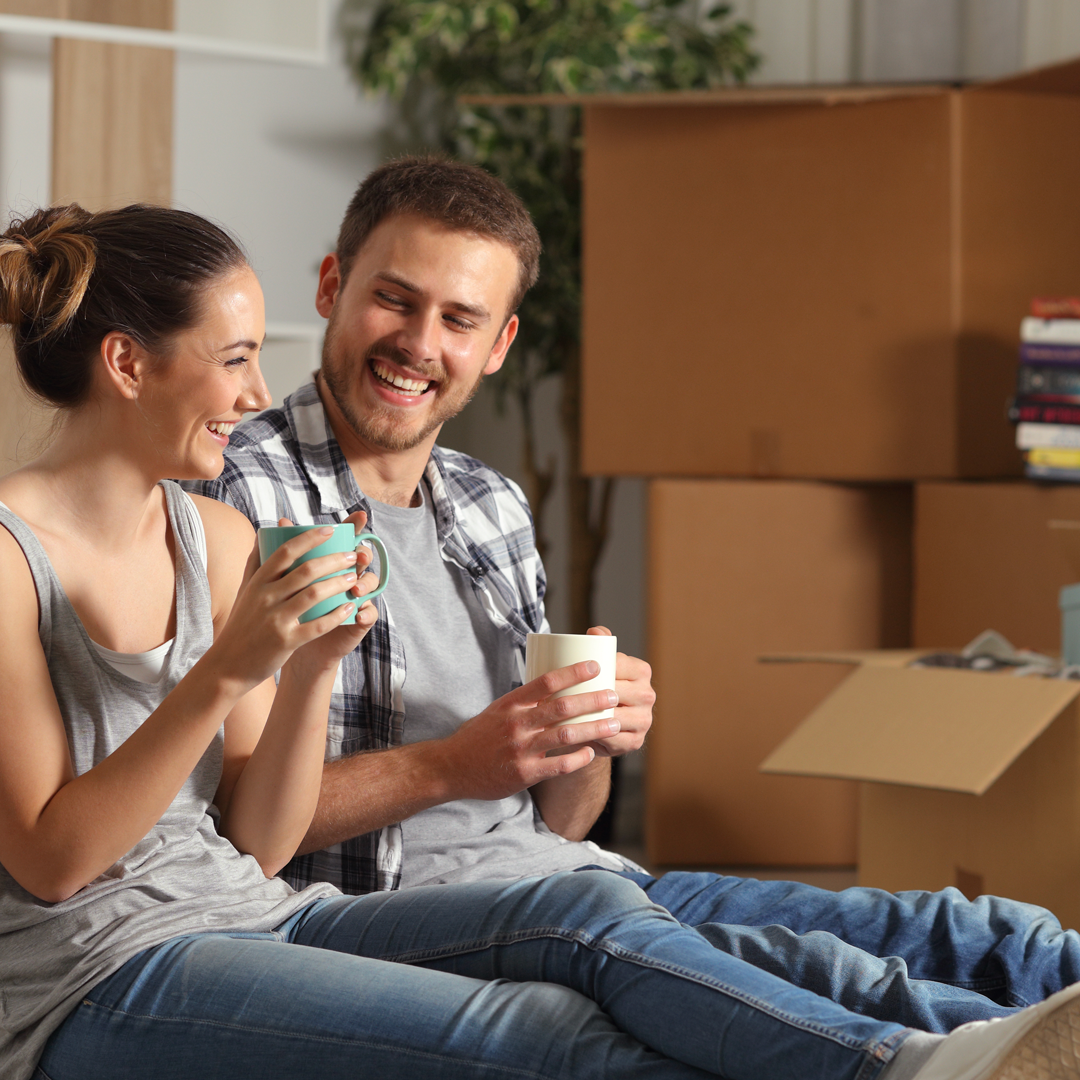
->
[439, 661, 622, 802]
[583, 625, 654, 758]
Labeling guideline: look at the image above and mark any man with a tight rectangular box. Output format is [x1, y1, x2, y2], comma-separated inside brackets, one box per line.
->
[188, 157, 1080, 1074]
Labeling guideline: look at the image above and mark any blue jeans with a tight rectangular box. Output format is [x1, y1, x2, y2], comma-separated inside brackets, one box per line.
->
[36, 871, 913, 1080]
[618, 869, 1080, 1032]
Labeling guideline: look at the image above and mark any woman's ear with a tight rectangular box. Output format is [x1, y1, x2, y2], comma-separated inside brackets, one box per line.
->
[98, 332, 150, 400]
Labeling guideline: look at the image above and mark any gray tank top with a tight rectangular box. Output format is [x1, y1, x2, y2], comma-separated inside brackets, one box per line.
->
[0, 481, 336, 1080]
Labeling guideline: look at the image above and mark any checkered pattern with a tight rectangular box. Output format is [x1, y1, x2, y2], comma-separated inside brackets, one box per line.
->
[185, 380, 548, 894]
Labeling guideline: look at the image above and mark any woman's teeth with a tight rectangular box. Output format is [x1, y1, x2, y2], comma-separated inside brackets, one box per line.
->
[372, 360, 431, 396]
[206, 421, 236, 436]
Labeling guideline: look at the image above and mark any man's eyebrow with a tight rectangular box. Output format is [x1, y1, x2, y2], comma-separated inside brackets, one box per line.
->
[375, 271, 491, 323]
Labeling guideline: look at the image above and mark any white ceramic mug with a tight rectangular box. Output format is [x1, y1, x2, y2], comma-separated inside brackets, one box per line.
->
[525, 632, 618, 724]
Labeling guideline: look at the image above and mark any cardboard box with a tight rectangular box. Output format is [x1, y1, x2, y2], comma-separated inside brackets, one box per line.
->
[580, 60, 1080, 480]
[913, 482, 1080, 654]
[761, 651, 1080, 929]
[646, 478, 911, 866]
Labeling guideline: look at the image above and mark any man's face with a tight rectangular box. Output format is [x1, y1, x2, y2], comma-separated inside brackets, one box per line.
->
[315, 213, 520, 453]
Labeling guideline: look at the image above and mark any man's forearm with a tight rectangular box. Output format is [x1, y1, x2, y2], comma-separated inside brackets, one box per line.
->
[295, 742, 455, 855]
[531, 756, 611, 841]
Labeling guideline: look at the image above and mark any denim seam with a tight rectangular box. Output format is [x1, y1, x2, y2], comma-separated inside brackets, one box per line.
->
[377, 924, 897, 1057]
[74, 999, 561, 1080]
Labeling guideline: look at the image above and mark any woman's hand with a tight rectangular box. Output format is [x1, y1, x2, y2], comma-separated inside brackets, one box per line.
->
[207, 517, 370, 692]
[287, 511, 381, 674]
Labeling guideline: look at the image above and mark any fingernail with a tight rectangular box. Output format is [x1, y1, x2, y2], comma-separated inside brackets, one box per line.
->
[586, 661, 599, 675]
[604, 718, 621, 734]
[319, 526, 334, 535]
[605, 691, 619, 706]
[344, 572, 357, 581]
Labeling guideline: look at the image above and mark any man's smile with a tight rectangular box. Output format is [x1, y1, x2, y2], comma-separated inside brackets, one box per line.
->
[368, 357, 437, 399]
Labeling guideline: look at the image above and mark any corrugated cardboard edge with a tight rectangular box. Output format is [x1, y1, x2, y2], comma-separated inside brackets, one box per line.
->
[760, 649, 928, 667]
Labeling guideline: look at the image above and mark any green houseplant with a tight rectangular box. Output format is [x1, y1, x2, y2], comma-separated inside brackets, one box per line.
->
[339, 0, 758, 631]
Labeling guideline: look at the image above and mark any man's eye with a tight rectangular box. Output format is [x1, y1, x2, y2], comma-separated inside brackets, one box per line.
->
[445, 315, 472, 330]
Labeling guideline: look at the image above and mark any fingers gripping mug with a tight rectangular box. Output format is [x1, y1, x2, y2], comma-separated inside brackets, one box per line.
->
[257, 523, 390, 624]
[525, 632, 618, 725]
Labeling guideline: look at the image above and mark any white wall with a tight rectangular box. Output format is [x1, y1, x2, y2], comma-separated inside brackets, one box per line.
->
[0, 32, 50, 220]
[173, 41, 386, 405]
[729, 0, 1080, 84]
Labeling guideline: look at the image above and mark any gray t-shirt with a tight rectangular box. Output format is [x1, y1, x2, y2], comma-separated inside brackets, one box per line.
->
[0, 482, 336, 1080]
[372, 481, 627, 889]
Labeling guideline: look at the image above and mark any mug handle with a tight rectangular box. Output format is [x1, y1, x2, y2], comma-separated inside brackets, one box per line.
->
[354, 531, 390, 602]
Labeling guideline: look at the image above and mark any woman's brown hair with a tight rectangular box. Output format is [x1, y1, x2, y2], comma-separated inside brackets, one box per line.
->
[0, 203, 247, 408]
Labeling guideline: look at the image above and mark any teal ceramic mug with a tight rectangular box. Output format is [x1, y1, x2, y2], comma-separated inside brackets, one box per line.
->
[257, 523, 390, 624]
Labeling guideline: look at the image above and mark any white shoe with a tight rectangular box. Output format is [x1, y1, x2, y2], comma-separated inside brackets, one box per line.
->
[913, 981, 1080, 1079]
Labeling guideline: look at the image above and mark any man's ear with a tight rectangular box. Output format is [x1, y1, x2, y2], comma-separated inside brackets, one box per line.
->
[315, 254, 343, 319]
[483, 314, 518, 376]
[99, 331, 150, 400]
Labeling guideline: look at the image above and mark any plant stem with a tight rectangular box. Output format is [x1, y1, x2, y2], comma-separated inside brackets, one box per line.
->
[516, 381, 556, 569]
[560, 340, 614, 632]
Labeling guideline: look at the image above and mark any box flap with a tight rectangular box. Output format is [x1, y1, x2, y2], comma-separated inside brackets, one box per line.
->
[973, 56, 1080, 97]
[760, 665, 1080, 794]
[760, 650, 927, 667]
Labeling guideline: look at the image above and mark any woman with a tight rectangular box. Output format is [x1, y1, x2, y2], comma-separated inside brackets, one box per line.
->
[0, 203, 1060, 1080]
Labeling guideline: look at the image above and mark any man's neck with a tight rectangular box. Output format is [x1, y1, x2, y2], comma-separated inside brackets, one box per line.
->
[315, 372, 434, 508]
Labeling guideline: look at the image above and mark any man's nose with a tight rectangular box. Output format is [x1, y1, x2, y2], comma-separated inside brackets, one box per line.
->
[394, 310, 441, 362]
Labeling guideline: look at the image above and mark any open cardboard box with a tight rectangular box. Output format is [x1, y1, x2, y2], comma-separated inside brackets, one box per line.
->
[760, 650, 1080, 929]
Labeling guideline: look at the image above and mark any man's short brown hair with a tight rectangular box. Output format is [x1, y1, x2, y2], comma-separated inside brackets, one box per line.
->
[336, 156, 541, 316]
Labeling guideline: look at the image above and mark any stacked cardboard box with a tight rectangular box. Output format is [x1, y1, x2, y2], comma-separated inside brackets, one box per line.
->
[647, 480, 911, 865]
[575, 56, 1080, 877]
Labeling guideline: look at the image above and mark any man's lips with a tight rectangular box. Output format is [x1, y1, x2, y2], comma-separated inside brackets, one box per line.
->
[369, 358, 435, 398]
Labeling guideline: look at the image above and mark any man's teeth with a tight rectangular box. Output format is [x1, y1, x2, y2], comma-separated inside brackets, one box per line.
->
[206, 421, 236, 436]
[372, 360, 431, 396]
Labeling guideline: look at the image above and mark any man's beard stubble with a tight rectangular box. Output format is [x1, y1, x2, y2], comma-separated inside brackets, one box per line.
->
[319, 315, 485, 453]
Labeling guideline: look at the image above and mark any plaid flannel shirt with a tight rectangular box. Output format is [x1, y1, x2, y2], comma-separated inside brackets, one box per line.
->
[185, 380, 549, 894]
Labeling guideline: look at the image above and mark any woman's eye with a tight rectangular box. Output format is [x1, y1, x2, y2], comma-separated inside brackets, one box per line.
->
[225, 356, 249, 368]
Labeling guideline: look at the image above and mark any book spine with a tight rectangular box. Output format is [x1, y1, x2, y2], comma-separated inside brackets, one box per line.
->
[1025, 463, 1080, 482]
[1021, 316, 1080, 345]
[1031, 298, 1080, 319]
[1010, 399, 1080, 423]
[1017, 364, 1080, 398]
[1020, 342, 1080, 365]
[1028, 446, 1080, 468]
[1016, 423, 1080, 449]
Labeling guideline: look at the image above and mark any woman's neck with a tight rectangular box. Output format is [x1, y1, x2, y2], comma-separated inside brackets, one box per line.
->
[0, 405, 166, 551]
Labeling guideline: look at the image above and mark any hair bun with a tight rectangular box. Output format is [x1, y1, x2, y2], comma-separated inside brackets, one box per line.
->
[0, 205, 96, 341]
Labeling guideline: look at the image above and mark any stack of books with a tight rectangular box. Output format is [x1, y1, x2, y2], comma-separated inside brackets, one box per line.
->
[1010, 298, 1080, 481]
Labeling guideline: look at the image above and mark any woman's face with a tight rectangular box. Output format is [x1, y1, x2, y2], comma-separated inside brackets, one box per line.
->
[140, 266, 270, 481]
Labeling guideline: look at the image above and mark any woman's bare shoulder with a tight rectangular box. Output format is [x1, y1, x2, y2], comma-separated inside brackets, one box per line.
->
[185, 492, 255, 618]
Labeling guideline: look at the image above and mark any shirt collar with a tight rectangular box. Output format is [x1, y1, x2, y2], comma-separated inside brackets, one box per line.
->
[281, 378, 458, 540]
